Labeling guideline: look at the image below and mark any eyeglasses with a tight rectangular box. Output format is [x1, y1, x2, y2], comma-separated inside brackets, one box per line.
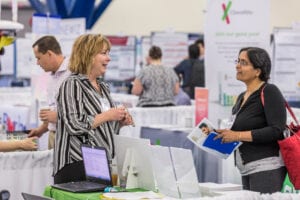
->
[235, 59, 250, 66]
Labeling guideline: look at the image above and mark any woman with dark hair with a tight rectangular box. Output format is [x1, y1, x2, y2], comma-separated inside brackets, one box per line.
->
[131, 46, 179, 107]
[215, 47, 287, 193]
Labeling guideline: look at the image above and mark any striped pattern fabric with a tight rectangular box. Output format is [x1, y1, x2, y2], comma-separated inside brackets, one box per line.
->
[54, 73, 119, 175]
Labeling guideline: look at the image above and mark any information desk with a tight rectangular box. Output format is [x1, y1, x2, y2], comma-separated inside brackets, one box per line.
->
[44, 186, 300, 200]
[44, 186, 147, 200]
[140, 126, 222, 183]
[44, 186, 100, 200]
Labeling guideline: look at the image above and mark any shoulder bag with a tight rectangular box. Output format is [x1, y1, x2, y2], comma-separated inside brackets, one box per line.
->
[261, 86, 300, 189]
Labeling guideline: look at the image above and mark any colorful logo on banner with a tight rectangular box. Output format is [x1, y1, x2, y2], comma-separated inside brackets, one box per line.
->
[222, 1, 232, 24]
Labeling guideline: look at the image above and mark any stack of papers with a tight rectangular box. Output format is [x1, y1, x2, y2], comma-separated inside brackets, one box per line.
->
[199, 182, 242, 197]
[101, 191, 164, 200]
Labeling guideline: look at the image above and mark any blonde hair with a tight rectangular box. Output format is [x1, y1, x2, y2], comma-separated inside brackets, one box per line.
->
[69, 34, 111, 74]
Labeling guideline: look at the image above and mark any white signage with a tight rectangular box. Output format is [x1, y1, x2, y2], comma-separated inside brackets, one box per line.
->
[205, 0, 270, 102]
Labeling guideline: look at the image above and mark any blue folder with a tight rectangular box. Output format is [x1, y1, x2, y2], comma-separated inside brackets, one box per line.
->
[202, 132, 240, 155]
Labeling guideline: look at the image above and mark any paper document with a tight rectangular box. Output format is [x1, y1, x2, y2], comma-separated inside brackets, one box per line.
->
[101, 191, 164, 199]
[198, 182, 242, 192]
[187, 118, 241, 159]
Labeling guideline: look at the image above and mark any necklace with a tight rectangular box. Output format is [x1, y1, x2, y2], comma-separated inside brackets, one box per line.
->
[242, 81, 265, 106]
[246, 81, 265, 94]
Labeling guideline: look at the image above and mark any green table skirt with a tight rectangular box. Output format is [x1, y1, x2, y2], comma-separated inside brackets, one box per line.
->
[44, 186, 147, 200]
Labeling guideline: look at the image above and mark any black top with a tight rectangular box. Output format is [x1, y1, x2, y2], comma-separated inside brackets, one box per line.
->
[232, 83, 286, 164]
[174, 58, 205, 99]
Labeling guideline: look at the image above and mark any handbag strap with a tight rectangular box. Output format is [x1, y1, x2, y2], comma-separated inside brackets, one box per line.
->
[260, 84, 300, 125]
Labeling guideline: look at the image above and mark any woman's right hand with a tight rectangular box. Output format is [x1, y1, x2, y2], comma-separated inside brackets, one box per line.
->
[93, 106, 130, 128]
[106, 107, 127, 121]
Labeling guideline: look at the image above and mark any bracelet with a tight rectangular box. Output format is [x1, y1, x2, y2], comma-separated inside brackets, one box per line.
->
[238, 132, 242, 141]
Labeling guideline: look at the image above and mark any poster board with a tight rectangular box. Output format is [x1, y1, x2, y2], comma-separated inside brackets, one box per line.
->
[272, 29, 300, 102]
[151, 31, 188, 68]
[105, 36, 136, 81]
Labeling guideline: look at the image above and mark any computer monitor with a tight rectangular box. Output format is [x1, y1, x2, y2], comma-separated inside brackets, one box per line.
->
[113, 135, 156, 191]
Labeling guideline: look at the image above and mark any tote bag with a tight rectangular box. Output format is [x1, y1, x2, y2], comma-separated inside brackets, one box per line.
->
[277, 122, 300, 189]
[261, 87, 300, 189]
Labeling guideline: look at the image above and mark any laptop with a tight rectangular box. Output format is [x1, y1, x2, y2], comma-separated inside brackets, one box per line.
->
[21, 193, 54, 200]
[51, 145, 112, 193]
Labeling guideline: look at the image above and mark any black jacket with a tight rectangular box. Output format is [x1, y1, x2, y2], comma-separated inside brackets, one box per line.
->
[232, 83, 286, 164]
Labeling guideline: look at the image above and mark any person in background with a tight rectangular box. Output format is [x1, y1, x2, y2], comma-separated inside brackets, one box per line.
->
[54, 34, 133, 184]
[131, 46, 179, 107]
[0, 138, 38, 152]
[28, 36, 71, 149]
[174, 88, 191, 105]
[174, 43, 205, 99]
[194, 38, 205, 61]
[215, 47, 286, 193]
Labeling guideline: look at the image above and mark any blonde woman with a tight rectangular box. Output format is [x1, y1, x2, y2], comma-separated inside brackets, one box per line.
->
[54, 34, 133, 184]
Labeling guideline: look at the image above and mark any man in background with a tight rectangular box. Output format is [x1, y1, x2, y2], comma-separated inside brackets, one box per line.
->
[28, 36, 70, 149]
[174, 43, 205, 99]
[194, 38, 205, 61]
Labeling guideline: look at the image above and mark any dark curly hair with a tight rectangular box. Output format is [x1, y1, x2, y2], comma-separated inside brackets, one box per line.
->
[239, 47, 271, 82]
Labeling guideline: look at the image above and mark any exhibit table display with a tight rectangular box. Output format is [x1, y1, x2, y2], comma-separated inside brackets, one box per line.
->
[0, 150, 53, 200]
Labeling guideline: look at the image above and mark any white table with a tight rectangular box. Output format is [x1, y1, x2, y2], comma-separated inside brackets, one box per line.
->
[120, 105, 195, 138]
[0, 150, 53, 200]
[120, 102, 233, 137]
[119, 102, 241, 184]
[111, 93, 139, 108]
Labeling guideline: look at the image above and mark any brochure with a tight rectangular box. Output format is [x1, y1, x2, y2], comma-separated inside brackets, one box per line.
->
[187, 118, 241, 159]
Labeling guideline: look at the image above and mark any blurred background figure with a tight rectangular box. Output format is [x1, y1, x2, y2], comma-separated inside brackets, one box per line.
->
[174, 43, 205, 99]
[28, 36, 71, 149]
[194, 38, 205, 61]
[174, 88, 192, 105]
[131, 45, 179, 107]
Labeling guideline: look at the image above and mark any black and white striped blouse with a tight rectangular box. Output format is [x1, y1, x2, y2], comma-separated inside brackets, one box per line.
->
[54, 73, 120, 175]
